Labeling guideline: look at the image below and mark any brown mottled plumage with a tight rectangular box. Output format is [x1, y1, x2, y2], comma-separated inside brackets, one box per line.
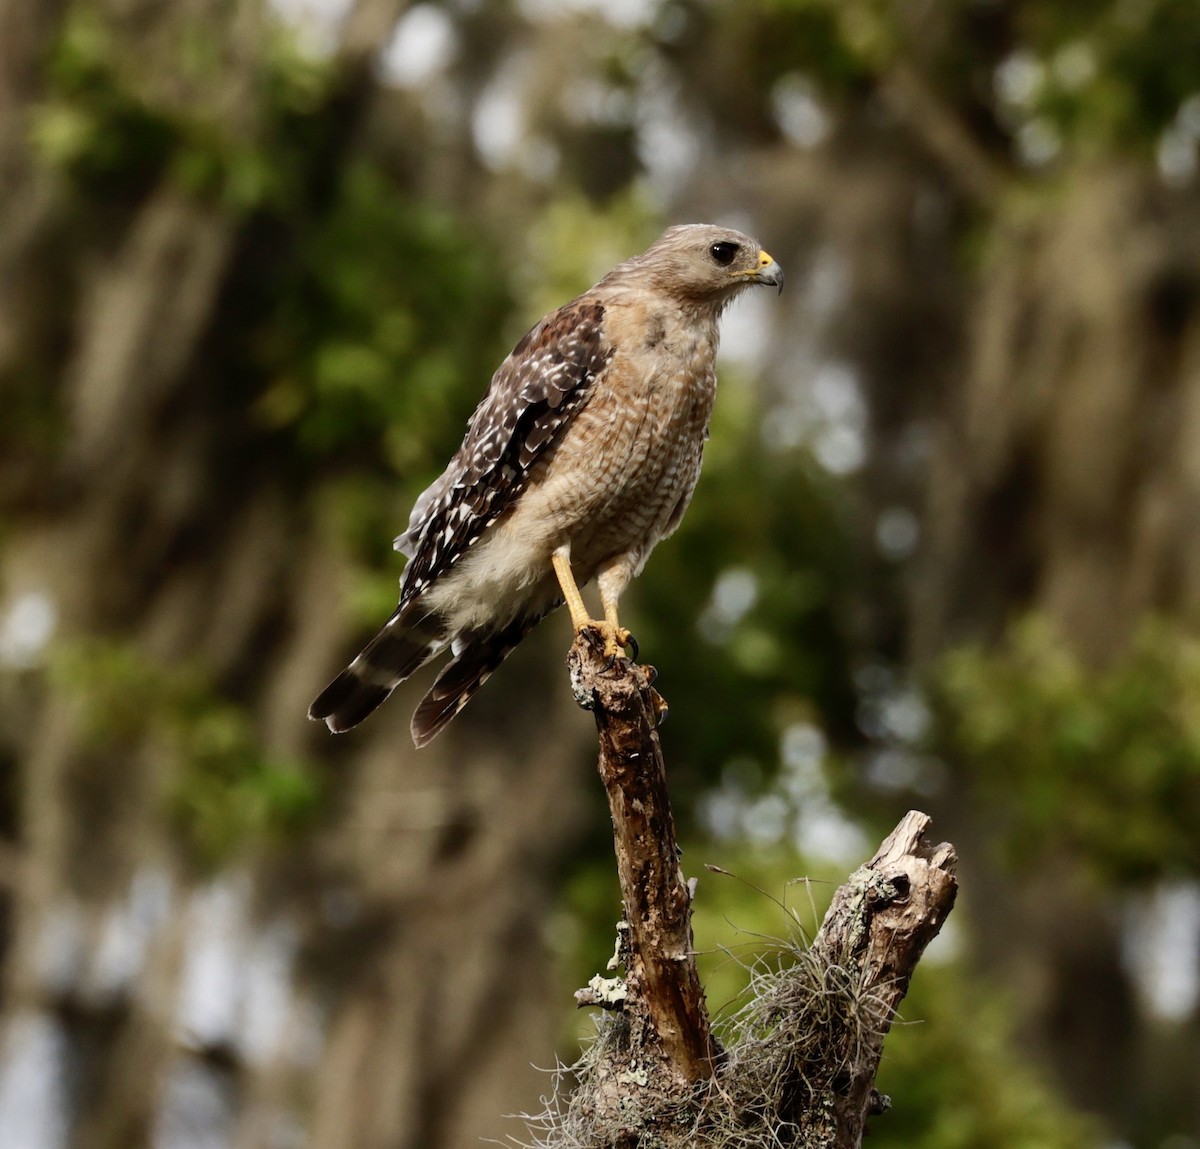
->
[310, 224, 783, 745]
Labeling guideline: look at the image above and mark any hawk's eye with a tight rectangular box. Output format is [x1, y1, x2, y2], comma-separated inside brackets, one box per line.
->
[710, 241, 739, 266]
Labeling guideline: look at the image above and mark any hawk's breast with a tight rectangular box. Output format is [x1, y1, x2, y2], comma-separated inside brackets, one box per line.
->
[548, 303, 719, 573]
[416, 293, 721, 633]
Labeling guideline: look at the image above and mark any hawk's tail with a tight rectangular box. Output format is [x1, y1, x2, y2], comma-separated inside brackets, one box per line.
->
[410, 617, 541, 748]
[309, 608, 444, 734]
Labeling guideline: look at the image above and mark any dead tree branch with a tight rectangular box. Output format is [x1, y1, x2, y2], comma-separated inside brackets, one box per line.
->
[812, 809, 959, 1145]
[567, 629, 716, 1085]
[553, 632, 958, 1148]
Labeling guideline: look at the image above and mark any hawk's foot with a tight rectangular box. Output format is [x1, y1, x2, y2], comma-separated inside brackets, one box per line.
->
[581, 620, 638, 663]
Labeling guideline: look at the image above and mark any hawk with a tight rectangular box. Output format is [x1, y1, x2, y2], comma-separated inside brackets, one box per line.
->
[310, 224, 783, 745]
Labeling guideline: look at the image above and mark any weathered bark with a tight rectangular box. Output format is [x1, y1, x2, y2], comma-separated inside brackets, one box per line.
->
[560, 635, 958, 1148]
[568, 629, 715, 1084]
[812, 810, 959, 1146]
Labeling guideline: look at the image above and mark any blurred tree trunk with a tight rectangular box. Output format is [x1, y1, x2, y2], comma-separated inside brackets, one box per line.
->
[916, 165, 1200, 664]
[750, 77, 1200, 1140]
[909, 161, 1200, 1124]
[0, 2, 592, 1146]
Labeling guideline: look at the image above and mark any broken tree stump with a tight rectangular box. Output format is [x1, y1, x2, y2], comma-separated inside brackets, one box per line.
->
[550, 631, 958, 1149]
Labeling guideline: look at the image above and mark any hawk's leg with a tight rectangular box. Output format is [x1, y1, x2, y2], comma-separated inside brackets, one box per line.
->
[552, 546, 592, 631]
[597, 556, 637, 661]
[552, 548, 635, 661]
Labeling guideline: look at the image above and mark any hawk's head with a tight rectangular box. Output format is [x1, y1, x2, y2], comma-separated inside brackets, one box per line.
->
[615, 223, 784, 305]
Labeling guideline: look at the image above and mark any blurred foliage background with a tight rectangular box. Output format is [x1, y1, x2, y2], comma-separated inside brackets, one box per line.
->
[1, 0, 1199, 1146]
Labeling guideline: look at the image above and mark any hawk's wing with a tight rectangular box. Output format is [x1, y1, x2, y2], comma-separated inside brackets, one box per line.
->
[394, 296, 611, 606]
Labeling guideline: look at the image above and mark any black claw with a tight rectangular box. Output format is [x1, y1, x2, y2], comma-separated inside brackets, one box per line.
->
[627, 633, 639, 661]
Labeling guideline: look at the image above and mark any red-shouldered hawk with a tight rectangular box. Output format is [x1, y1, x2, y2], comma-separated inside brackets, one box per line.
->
[310, 224, 783, 745]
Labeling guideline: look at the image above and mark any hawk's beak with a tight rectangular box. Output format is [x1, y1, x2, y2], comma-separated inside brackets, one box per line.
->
[750, 249, 784, 294]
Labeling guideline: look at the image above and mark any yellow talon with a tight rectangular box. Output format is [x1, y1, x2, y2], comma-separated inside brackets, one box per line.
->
[583, 620, 636, 662]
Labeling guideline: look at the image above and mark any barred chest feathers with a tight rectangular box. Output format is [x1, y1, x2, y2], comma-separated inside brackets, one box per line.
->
[420, 299, 719, 634]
